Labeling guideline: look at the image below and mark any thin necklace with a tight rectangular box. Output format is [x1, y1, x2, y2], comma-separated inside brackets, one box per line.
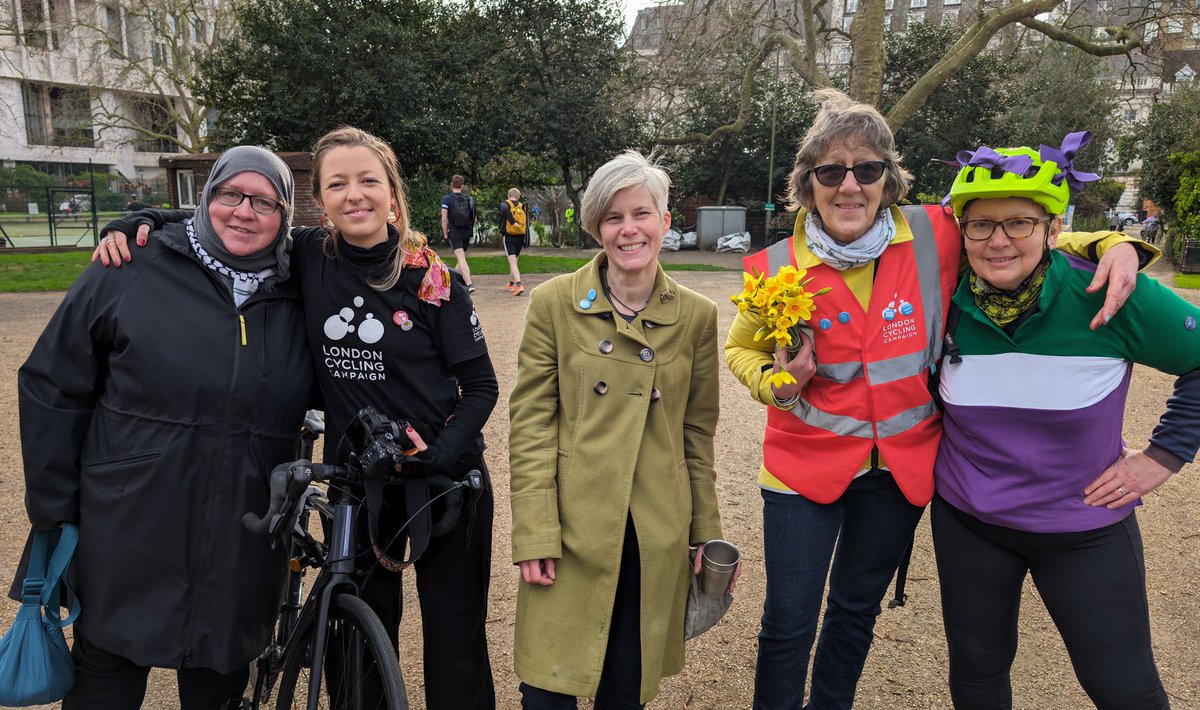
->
[600, 266, 648, 316]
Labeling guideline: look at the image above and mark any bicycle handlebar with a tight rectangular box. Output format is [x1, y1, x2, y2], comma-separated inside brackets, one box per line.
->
[241, 459, 347, 543]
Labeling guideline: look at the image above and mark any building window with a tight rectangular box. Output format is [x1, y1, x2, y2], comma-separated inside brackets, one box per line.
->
[908, 9, 925, 27]
[149, 12, 177, 66]
[132, 98, 180, 153]
[19, 0, 49, 48]
[845, 0, 858, 13]
[104, 5, 125, 58]
[943, 0, 961, 5]
[1167, 18, 1184, 34]
[910, 0, 927, 8]
[886, 0, 894, 9]
[842, 15, 854, 31]
[177, 170, 196, 208]
[21, 83, 95, 148]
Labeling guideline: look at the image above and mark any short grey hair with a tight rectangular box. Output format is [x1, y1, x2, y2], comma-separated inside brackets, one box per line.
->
[785, 88, 912, 213]
[581, 150, 670, 242]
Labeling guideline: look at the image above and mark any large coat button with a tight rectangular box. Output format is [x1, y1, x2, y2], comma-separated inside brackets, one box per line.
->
[599, 339, 614, 354]
[593, 381, 608, 395]
[639, 347, 654, 362]
[650, 388, 661, 402]
[645, 321, 657, 329]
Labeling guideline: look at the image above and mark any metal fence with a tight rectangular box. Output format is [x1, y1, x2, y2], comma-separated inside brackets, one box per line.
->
[0, 185, 100, 248]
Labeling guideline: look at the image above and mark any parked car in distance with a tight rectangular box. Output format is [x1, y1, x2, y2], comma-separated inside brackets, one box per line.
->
[1106, 209, 1140, 226]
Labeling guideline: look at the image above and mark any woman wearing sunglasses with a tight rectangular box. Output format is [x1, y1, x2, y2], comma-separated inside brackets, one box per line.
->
[724, 90, 1151, 710]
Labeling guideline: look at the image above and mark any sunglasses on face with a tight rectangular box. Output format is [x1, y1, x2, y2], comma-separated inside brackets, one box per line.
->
[809, 161, 887, 188]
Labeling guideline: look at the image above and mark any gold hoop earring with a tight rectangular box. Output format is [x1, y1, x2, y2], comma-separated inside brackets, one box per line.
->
[320, 211, 336, 234]
[387, 206, 399, 224]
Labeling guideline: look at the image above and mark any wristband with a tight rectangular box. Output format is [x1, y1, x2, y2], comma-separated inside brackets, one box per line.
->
[770, 389, 800, 409]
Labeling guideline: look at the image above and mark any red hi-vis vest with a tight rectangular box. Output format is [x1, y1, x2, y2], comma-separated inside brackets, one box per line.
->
[744, 205, 961, 506]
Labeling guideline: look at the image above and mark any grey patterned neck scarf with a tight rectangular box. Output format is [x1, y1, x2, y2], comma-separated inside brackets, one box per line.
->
[804, 208, 895, 271]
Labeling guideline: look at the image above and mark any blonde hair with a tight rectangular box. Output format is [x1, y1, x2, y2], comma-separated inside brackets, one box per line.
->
[785, 88, 912, 213]
[311, 126, 427, 291]
[580, 150, 670, 242]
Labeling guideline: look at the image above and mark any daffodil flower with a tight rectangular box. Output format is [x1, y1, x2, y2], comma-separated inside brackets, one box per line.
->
[767, 370, 798, 388]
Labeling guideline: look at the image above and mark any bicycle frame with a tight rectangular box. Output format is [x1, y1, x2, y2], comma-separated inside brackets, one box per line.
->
[296, 491, 360, 710]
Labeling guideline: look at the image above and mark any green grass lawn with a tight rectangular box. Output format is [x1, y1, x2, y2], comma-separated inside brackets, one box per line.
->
[0, 250, 92, 292]
[0, 250, 726, 292]
[1177, 273, 1200, 289]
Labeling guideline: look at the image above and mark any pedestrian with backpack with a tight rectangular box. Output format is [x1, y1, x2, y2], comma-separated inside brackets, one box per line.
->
[501, 187, 528, 296]
[442, 175, 477, 292]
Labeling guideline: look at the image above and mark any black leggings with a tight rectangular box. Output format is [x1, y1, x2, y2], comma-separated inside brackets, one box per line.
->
[358, 457, 495, 710]
[931, 495, 1168, 710]
[63, 630, 247, 710]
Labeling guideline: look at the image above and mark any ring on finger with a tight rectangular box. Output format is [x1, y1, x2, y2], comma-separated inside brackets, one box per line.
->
[1117, 486, 1126, 495]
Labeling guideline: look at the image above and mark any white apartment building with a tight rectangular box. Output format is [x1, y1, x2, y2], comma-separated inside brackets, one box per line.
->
[1, 0, 219, 196]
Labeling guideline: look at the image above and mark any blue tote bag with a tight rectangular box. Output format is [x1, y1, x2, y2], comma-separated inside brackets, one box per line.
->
[0, 524, 79, 706]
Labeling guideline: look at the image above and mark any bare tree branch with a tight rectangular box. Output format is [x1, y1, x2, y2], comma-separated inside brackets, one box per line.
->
[1018, 16, 1143, 55]
[654, 30, 829, 145]
[644, 0, 1194, 146]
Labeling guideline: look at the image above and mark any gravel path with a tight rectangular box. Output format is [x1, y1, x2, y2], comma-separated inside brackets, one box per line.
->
[1, 245, 1195, 709]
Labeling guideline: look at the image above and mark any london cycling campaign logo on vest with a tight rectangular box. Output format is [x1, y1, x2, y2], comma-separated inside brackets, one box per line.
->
[880, 291, 918, 345]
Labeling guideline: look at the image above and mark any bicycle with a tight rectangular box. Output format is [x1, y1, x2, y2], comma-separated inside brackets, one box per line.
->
[241, 407, 482, 710]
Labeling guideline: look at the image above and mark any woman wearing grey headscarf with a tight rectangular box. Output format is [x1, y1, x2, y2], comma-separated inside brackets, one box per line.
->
[17, 146, 313, 709]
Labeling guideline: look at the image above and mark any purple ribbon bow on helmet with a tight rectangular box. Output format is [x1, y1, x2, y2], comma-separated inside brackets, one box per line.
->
[939, 145, 1034, 208]
[1039, 131, 1100, 191]
[955, 145, 1034, 176]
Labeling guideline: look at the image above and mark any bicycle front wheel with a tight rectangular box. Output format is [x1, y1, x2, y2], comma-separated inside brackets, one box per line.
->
[275, 593, 408, 710]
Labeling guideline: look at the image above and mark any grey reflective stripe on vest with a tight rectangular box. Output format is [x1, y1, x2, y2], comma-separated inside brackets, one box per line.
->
[876, 400, 938, 438]
[794, 398, 875, 439]
[817, 361, 863, 383]
[765, 238, 793, 274]
[792, 396, 936, 439]
[903, 204, 946, 364]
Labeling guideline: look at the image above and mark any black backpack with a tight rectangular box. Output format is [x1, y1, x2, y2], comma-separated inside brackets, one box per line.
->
[448, 193, 473, 228]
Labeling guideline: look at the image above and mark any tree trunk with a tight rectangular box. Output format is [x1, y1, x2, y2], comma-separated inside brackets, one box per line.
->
[561, 161, 587, 248]
[848, 0, 887, 106]
[717, 144, 732, 204]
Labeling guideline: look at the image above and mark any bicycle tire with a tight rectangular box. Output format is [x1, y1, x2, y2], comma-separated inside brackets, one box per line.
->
[274, 593, 408, 710]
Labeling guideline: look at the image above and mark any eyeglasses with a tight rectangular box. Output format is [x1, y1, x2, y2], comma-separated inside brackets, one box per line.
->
[961, 216, 1053, 241]
[809, 161, 887, 188]
[212, 187, 283, 215]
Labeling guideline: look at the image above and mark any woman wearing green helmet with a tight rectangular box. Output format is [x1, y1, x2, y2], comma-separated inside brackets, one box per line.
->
[933, 131, 1200, 709]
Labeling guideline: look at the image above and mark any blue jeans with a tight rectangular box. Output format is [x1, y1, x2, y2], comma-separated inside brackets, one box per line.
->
[754, 471, 924, 710]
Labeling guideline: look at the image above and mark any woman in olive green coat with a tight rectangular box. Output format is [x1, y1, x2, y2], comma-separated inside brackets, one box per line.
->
[509, 151, 730, 708]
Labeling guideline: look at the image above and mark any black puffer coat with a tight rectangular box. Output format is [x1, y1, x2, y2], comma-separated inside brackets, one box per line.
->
[17, 223, 313, 673]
